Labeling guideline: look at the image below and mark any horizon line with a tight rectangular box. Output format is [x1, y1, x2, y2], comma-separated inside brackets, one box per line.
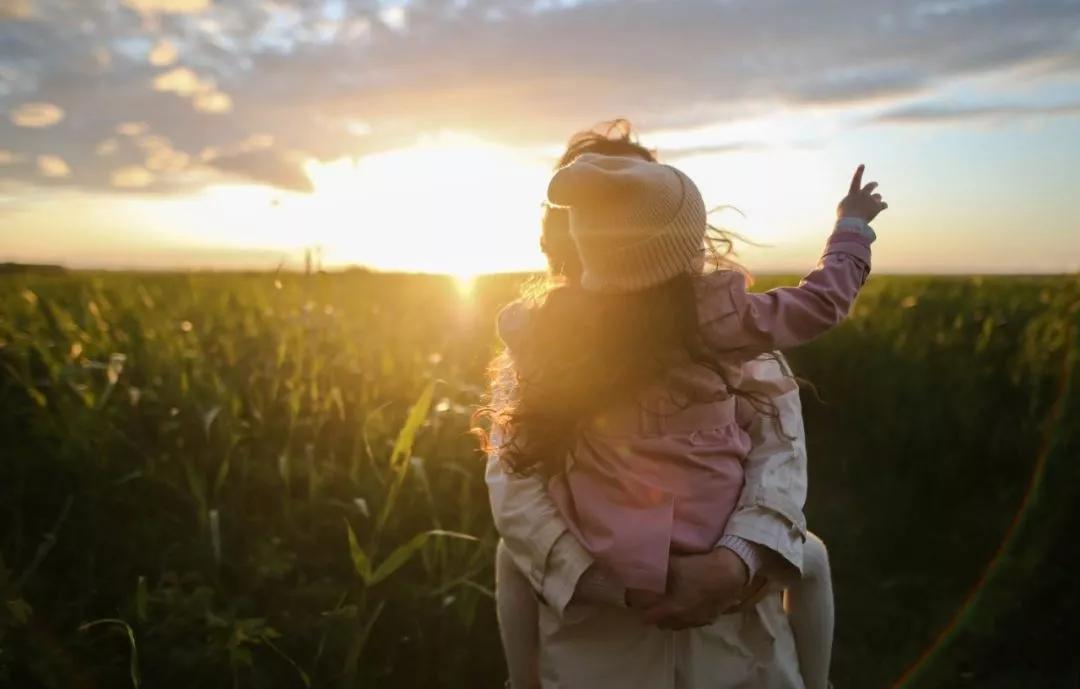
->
[1, 261, 1076, 279]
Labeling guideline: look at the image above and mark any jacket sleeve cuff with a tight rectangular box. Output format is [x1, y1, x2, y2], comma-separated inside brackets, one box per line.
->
[539, 531, 597, 616]
[836, 216, 876, 241]
[825, 224, 873, 266]
[526, 517, 571, 590]
[723, 507, 804, 586]
[716, 534, 766, 582]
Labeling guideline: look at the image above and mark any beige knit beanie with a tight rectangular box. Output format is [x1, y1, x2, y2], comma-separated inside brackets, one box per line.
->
[546, 153, 707, 293]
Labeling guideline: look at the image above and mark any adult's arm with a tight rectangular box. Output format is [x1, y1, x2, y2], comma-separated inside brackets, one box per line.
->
[484, 355, 597, 615]
[485, 351, 809, 615]
[720, 353, 809, 585]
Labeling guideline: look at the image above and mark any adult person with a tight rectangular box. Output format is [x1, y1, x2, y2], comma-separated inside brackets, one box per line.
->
[485, 121, 833, 689]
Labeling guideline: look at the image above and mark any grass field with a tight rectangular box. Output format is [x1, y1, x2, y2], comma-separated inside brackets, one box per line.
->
[1, 270, 1077, 689]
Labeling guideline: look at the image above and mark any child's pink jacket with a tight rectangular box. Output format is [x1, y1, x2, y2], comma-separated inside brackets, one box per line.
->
[500, 226, 873, 592]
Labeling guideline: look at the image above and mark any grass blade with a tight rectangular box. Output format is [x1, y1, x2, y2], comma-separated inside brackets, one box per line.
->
[78, 618, 141, 689]
[345, 519, 372, 584]
[375, 381, 436, 535]
[369, 529, 478, 586]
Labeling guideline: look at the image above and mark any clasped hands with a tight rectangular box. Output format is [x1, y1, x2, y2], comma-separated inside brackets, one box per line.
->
[625, 547, 753, 631]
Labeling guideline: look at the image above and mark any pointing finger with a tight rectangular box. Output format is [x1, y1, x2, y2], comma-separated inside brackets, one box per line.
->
[850, 164, 865, 195]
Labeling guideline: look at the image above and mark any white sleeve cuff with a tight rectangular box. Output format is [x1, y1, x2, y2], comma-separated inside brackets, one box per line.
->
[717, 534, 767, 582]
[836, 217, 876, 241]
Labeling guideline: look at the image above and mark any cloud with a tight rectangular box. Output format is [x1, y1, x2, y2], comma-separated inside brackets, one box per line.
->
[207, 148, 313, 192]
[111, 165, 155, 188]
[137, 134, 190, 172]
[151, 66, 232, 114]
[145, 148, 189, 172]
[789, 68, 927, 105]
[0, 0, 1078, 195]
[36, 155, 70, 178]
[193, 90, 232, 114]
[875, 101, 1080, 124]
[9, 102, 65, 128]
[152, 67, 213, 97]
[148, 40, 179, 67]
[95, 138, 119, 155]
[378, 6, 407, 32]
[0, 0, 33, 20]
[121, 0, 209, 15]
[345, 119, 373, 137]
[664, 141, 772, 160]
[117, 122, 150, 137]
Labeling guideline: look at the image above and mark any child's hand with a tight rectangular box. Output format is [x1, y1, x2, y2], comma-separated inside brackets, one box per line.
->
[837, 164, 888, 222]
[625, 588, 664, 610]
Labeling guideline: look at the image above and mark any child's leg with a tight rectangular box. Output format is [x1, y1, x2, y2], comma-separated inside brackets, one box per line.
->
[784, 531, 835, 689]
[495, 539, 542, 689]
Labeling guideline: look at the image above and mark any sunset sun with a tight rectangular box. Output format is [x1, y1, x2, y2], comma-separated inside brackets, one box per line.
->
[298, 134, 552, 275]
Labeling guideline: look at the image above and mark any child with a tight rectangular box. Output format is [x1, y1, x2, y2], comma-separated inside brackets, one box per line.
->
[491, 154, 886, 689]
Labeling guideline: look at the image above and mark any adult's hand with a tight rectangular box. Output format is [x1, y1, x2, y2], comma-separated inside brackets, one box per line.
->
[642, 548, 749, 630]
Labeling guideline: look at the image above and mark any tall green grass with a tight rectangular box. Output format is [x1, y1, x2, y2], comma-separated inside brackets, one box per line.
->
[1, 271, 1076, 688]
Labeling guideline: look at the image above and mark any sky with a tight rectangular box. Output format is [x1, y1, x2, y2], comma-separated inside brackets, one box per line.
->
[1, 0, 1079, 275]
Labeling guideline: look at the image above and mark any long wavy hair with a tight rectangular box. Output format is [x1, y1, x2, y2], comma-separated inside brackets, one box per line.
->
[478, 119, 781, 478]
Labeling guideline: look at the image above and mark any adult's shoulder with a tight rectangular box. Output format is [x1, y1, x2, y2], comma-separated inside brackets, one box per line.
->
[741, 353, 798, 396]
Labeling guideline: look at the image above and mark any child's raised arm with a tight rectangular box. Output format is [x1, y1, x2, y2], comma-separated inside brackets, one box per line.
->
[697, 165, 887, 357]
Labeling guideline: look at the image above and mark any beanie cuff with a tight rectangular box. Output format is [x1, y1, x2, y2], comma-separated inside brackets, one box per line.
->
[579, 223, 704, 292]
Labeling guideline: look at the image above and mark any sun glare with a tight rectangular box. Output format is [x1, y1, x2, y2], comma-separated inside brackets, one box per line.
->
[301, 133, 551, 275]
[141, 132, 839, 275]
[451, 272, 478, 298]
[148, 132, 553, 275]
